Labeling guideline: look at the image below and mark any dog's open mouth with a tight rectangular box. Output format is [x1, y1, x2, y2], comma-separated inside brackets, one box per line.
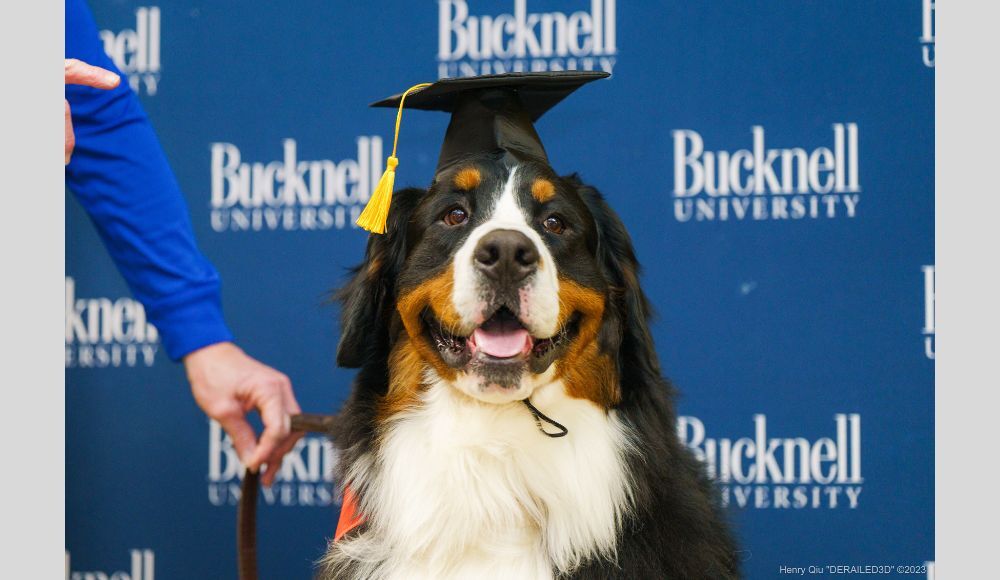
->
[470, 308, 532, 358]
[422, 307, 578, 375]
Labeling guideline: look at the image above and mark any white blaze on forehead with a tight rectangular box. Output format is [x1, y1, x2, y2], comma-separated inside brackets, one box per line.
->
[490, 166, 529, 225]
[451, 166, 561, 338]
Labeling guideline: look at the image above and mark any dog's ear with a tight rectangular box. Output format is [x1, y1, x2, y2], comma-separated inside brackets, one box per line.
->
[335, 188, 423, 368]
[573, 179, 661, 380]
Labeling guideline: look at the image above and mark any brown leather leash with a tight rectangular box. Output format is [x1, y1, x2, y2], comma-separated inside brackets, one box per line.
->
[238, 413, 338, 580]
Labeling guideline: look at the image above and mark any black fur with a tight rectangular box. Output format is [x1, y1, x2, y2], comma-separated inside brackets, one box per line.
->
[325, 177, 740, 579]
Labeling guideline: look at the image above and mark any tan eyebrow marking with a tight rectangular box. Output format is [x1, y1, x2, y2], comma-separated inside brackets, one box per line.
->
[453, 167, 481, 191]
[531, 177, 556, 202]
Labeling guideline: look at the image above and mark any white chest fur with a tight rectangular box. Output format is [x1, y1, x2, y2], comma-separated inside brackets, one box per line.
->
[339, 380, 635, 580]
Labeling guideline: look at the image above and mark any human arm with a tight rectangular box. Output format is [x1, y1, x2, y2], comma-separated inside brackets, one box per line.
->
[64, 0, 301, 484]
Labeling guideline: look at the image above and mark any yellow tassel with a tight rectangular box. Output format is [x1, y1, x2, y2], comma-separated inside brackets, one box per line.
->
[356, 82, 432, 234]
[356, 156, 398, 234]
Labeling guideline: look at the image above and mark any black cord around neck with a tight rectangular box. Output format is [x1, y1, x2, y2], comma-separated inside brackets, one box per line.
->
[523, 399, 569, 438]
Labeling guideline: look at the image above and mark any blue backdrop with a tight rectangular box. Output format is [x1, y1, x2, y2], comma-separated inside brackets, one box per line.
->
[66, 1, 934, 578]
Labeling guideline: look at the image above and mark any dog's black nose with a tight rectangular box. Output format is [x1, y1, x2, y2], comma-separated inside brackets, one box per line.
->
[474, 229, 539, 285]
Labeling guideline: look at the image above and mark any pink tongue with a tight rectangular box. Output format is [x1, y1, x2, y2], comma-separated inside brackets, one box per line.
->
[472, 327, 530, 358]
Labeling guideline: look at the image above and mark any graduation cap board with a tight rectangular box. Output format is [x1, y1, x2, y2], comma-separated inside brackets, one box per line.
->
[356, 71, 610, 234]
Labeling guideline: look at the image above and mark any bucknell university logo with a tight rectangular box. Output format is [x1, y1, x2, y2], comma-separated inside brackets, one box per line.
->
[99, 6, 161, 96]
[209, 137, 384, 232]
[438, 0, 617, 78]
[679, 414, 863, 509]
[207, 420, 338, 507]
[672, 124, 861, 223]
[65, 277, 159, 369]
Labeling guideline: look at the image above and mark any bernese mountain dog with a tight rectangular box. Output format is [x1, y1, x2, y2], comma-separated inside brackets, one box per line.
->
[320, 71, 738, 580]
[319, 155, 739, 578]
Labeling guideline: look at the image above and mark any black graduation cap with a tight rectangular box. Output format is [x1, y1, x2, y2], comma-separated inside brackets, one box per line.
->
[357, 71, 609, 234]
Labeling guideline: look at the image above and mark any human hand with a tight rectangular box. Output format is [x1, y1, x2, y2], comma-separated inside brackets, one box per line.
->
[184, 342, 304, 487]
[65, 58, 121, 164]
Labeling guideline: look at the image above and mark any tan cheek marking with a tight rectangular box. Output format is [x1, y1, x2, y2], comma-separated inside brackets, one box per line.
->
[531, 178, 556, 203]
[454, 167, 481, 191]
[554, 278, 619, 408]
[395, 266, 461, 382]
[376, 336, 427, 427]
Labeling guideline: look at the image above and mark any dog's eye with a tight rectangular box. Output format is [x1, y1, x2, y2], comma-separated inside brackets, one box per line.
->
[542, 215, 566, 235]
[443, 206, 469, 226]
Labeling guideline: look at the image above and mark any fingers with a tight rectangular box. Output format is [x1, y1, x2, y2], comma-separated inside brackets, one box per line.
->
[183, 343, 304, 487]
[260, 384, 304, 487]
[261, 430, 303, 487]
[65, 100, 74, 165]
[64, 58, 118, 165]
[217, 412, 259, 468]
[248, 377, 292, 479]
[65, 58, 121, 89]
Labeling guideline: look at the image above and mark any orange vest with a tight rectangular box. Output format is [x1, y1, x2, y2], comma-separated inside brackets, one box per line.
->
[334, 487, 365, 541]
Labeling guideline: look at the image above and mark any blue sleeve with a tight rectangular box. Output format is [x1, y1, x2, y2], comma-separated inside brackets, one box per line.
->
[65, 0, 233, 361]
